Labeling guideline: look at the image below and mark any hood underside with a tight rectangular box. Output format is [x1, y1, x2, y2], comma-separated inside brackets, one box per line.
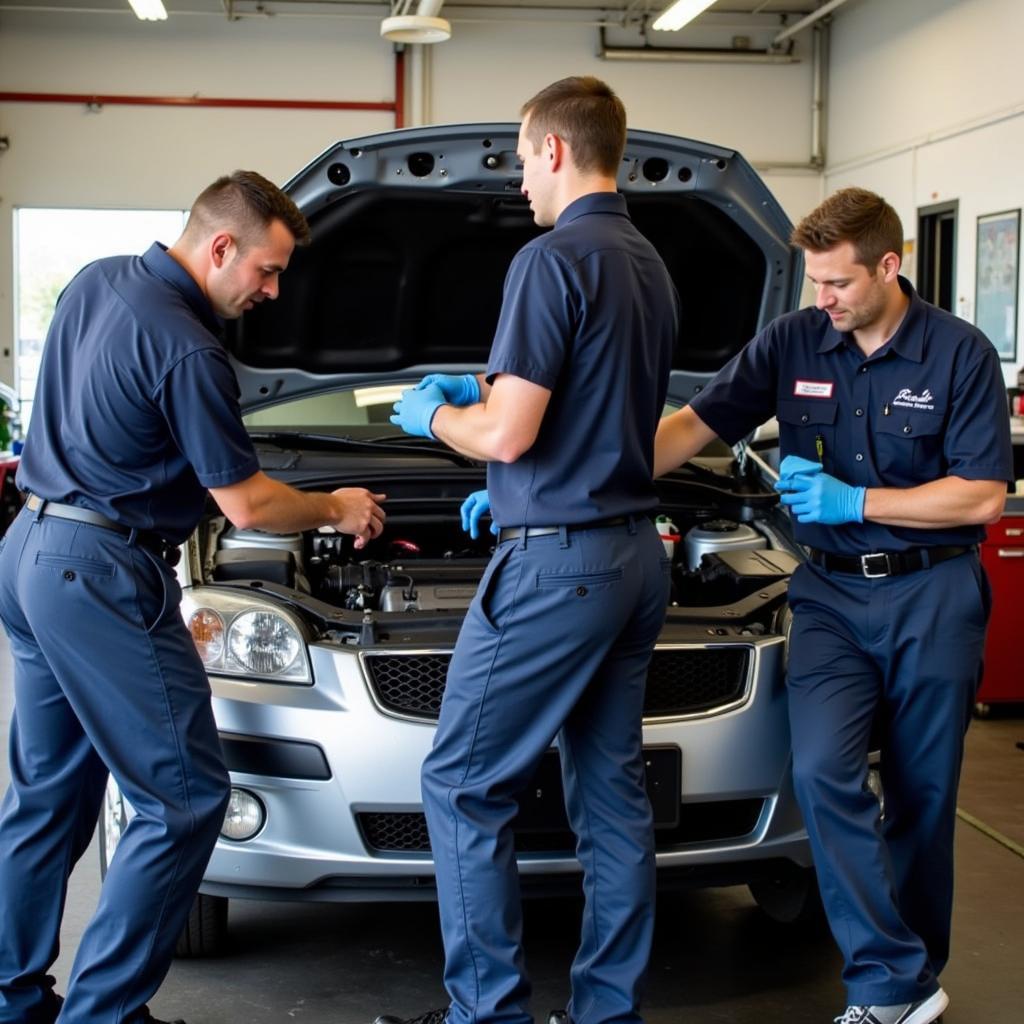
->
[224, 124, 801, 409]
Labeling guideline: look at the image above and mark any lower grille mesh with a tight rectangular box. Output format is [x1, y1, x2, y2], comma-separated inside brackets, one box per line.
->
[358, 799, 764, 855]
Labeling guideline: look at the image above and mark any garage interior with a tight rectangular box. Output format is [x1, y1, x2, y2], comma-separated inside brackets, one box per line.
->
[2, 0, 1024, 1022]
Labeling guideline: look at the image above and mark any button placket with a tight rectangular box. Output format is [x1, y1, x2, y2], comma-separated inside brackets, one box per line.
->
[849, 359, 873, 483]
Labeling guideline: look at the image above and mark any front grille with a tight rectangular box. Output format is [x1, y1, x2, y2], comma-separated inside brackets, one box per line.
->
[644, 648, 750, 716]
[365, 653, 451, 718]
[358, 799, 764, 855]
[363, 647, 750, 721]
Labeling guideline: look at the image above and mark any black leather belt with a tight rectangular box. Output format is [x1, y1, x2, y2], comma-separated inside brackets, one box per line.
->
[498, 515, 631, 544]
[26, 494, 181, 566]
[808, 544, 973, 578]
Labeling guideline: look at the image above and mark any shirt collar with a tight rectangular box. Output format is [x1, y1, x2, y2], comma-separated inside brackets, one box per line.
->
[817, 275, 926, 363]
[142, 242, 223, 335]
[555, 191, 629, 229]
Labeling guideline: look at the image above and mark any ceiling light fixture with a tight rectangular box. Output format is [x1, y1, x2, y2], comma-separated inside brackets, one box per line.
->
[652, 0, 717, 33]
[381, 0, 451, 44]
[127, 0, 168, 20]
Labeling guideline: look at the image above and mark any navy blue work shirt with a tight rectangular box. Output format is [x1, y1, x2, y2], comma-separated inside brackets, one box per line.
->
[689, 276, 1013, 555]
[18, 243, 261, 543]
[485, 192, 679, 526]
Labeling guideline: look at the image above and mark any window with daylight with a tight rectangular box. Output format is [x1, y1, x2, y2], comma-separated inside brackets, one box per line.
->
[14, 208, 188, 434]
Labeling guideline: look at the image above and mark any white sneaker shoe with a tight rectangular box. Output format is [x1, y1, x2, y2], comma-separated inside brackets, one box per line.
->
[833, 987, 948, 1024]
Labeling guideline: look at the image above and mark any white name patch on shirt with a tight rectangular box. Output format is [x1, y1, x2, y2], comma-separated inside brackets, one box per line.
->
[793, 379, 834, 398]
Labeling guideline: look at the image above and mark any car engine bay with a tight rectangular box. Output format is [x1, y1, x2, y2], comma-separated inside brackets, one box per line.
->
[198, 483, 798, 620]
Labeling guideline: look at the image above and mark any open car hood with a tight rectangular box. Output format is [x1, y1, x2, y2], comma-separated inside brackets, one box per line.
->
[225, 123, 802, 412]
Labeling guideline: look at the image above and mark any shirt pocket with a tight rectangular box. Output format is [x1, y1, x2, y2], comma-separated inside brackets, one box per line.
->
[873, 408, 946, 484]
[777, 399, 839, 472]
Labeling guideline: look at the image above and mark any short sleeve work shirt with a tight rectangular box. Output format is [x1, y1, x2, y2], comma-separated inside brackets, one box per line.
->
[18, 243, 260, 542]
[485, 192, 679, 526]
[689, 277, 1013, 554]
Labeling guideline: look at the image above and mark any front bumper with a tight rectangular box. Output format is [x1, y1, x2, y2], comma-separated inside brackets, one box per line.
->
[201, 633, 811, 901]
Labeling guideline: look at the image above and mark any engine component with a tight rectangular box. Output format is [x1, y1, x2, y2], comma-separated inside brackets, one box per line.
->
[380, 581, 481, 612]
[700, 548, 800, 583]
[683, 519, 766, 572]
[221, 526, 304, 571]
[214, 547, 296, 589]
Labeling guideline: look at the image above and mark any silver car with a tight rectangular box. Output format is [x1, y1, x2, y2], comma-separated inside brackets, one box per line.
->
[100, 124, 815, 956]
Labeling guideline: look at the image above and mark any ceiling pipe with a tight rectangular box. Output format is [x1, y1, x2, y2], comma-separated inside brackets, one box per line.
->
[773, 0, 853, 45]
[810, 20, 828, 168]
[598, 28, 798, 63]
[0, 92, 395, 113]
[0, 49, 407, 127]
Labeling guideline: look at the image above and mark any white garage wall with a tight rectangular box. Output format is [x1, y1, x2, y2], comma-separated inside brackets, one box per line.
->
[0, 9, 824, 388]
[0, 12, 397, 387]
[828, 0, 1024, 385]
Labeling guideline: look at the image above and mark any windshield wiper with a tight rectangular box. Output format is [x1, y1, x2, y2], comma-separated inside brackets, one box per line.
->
[248, 431, 479, 469]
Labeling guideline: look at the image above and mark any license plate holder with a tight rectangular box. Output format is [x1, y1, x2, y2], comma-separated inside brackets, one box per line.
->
[512, 745, 681, 832]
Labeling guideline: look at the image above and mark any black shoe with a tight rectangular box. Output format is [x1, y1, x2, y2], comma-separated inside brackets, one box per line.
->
[51, 995, 183, 1024]
[374, 1010, 448, 1024]
[141, 1010, 185, 1024]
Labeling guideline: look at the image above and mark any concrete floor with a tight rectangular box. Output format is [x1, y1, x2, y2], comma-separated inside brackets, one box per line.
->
[1, 631, 1022, 1024]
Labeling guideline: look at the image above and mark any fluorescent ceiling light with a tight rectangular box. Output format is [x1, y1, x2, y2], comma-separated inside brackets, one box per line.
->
[652, 0, 716, 33]
[127, 0, 167, 20]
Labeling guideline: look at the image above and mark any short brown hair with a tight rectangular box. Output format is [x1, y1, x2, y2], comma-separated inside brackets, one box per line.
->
[184, 170, 311, 250]
[520, 76, 627, 177]
[791, 187, 903, 269]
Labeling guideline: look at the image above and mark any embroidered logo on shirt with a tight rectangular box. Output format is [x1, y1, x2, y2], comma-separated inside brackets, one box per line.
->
[793, 379, 834, 398]
[892, 387, 935, 411]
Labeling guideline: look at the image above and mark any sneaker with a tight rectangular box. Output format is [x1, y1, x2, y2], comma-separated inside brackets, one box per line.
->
[374, 1010, 448, 1024]
[834, 987, 948, 1024]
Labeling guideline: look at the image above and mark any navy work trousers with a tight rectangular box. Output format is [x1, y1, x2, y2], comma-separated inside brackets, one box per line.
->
[786, 552, 990, 1007]
[421, 518, 670, 1024]
[0, 507, 229, 1024]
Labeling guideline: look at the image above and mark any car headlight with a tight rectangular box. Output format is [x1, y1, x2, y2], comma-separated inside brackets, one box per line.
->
[221, 788, 265, 841]
[181, 588, 312, 684]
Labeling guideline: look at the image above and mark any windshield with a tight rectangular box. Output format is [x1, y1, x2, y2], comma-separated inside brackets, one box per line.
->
[243, 386, 682, 434]
[242, 385, 404, 433]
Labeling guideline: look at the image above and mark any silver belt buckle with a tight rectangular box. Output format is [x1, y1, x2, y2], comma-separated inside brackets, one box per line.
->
[860, 552, 891, 578]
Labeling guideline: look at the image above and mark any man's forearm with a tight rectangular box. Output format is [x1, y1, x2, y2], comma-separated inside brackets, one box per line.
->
[431, 402, 529, 463]
[653, 406, 719, 477]
[863, 476, 1006, 529]
[239, 480, 341, 533]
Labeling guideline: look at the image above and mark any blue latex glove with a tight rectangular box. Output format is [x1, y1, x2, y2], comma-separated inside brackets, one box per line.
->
[776, 454, 824, 489]
[461, 490, 498, 539]
[390, 383, 445, 439]
[775, 470, 866, 525]
[416, 373, 480, 407]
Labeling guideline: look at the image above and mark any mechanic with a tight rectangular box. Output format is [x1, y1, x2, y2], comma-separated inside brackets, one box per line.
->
[653, 187, 1012, 1024]
[385, 77, 678, 1024]
[0, 171, 385, 1024]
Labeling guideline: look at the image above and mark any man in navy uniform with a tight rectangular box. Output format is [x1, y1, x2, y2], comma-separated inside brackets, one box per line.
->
[386, 77, 678, 1024]
[0, 171, 385, 1024]
[655, 187, 1011, 1024]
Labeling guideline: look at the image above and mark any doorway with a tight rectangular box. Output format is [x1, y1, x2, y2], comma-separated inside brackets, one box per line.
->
[917, 200, 958, 312]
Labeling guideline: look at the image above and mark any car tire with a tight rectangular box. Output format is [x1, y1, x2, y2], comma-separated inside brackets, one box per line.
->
[98, 774, 230, 958]
[174, 892, 229, 958]
[748, 865, 825, 927]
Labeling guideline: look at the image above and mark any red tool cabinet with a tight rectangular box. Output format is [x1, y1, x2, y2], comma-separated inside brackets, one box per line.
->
[977, 511, 1024, 708]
